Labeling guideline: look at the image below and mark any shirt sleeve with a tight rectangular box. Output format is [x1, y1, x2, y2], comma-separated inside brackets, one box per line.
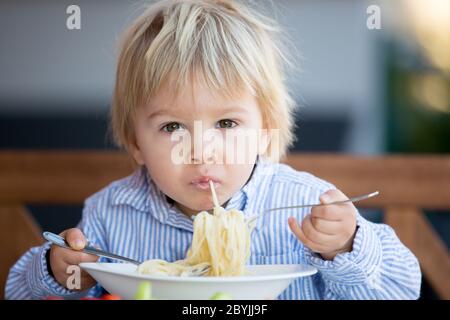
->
[303, 213, 422, 299]
[5, 201, 107, 300]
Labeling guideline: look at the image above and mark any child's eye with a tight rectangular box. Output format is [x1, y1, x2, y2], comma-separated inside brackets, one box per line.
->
[161, 122, 185, 133]
[216, 119, 238, 129]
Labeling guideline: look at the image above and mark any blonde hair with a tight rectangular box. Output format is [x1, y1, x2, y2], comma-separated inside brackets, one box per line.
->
[111, 0, 297, 161]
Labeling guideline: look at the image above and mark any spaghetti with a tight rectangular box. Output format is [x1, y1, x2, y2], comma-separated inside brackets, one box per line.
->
[137, 182, 252, 277]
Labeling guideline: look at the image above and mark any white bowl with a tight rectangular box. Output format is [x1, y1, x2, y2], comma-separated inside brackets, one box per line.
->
[80, 262, 317, 300]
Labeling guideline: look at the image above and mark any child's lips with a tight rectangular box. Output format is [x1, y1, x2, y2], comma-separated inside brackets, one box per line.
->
[191, 181, 220, 190]
[190, 177, 221, 190]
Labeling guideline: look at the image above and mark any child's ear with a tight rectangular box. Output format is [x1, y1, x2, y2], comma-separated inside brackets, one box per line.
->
[130, 141, 145, 166]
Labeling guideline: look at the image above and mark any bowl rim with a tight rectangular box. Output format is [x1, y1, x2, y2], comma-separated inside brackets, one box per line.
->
[79, 262, 318, 283]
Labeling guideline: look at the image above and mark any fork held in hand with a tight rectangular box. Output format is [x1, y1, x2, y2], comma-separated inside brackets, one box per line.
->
[43, 231, 142, 265]
[43, 232, 211, 276]
[246, 191, 380, 223]
[266, 191, 380, 212]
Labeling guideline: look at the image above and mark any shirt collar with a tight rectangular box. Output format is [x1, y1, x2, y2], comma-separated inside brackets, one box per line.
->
[224, 156, 276, 215]
[111, 166, 149, 212]
[234, 156, 279, 230]
[111, 167, 194, 231]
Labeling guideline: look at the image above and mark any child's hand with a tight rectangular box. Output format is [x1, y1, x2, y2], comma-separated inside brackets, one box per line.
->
[49, 228, 98, 290]
[288, 189, 357, 261]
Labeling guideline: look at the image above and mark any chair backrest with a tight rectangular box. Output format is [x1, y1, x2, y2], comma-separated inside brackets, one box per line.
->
[1, 151, 449, 299]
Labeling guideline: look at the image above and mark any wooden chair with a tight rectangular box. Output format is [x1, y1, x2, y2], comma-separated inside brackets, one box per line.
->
[0, 150, 449, 299]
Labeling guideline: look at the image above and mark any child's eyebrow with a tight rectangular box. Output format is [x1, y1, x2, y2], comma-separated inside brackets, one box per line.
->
[147, 109, 174, 120]
[147, 105, 249, 120]
[221, 105, 249, 115]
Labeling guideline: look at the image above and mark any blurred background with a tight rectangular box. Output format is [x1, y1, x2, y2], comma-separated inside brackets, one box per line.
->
[0, 0, 448, 299]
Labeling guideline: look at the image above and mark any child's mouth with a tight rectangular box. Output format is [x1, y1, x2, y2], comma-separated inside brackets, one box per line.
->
[190, 177, 221, 190]
[191, 181, 220, 190]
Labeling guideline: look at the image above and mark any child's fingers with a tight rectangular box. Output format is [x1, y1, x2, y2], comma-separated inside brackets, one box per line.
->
[312, 189, 354, 221]
[311, 206, 342, 221]
[57, 228, 98, 265]
[288, 217, 328, 253]
[311, 216, 341, 235]
[288, 216, 302, 237]
[63, 250, 99, 266]
[319, 189, 348, 204]
[301, 215, 336, 247]
[288, 217, 309, 246]
[62, 228, 86, 250]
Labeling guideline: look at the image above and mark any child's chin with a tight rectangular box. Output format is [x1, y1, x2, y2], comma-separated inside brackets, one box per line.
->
[189, 200, 215, 212]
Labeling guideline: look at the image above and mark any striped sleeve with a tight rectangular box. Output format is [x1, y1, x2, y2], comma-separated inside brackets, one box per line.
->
[5, 242, 90, 299]
[5, 196, 108, 300]
[304, 213, 422, 299]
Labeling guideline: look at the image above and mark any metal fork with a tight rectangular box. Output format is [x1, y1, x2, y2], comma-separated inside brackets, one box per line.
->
[246, 191, 380, 224]
[43, 231, 210, 276]
[43, 231, 141, 265]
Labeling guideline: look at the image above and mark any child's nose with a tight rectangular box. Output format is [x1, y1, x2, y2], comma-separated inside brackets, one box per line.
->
[190, 131, 221, 165]
[190, 143, 219, 164]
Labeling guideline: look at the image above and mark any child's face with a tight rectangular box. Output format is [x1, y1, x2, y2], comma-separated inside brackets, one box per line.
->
[131, 79, 267, 217]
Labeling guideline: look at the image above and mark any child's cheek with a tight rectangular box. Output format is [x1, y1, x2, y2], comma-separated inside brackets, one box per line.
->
[224, 133, 259, 164]
[165, 132, 195, 164]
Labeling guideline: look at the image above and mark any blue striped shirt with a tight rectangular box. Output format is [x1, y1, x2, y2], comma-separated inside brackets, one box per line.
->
[5, 158, 421, 299]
